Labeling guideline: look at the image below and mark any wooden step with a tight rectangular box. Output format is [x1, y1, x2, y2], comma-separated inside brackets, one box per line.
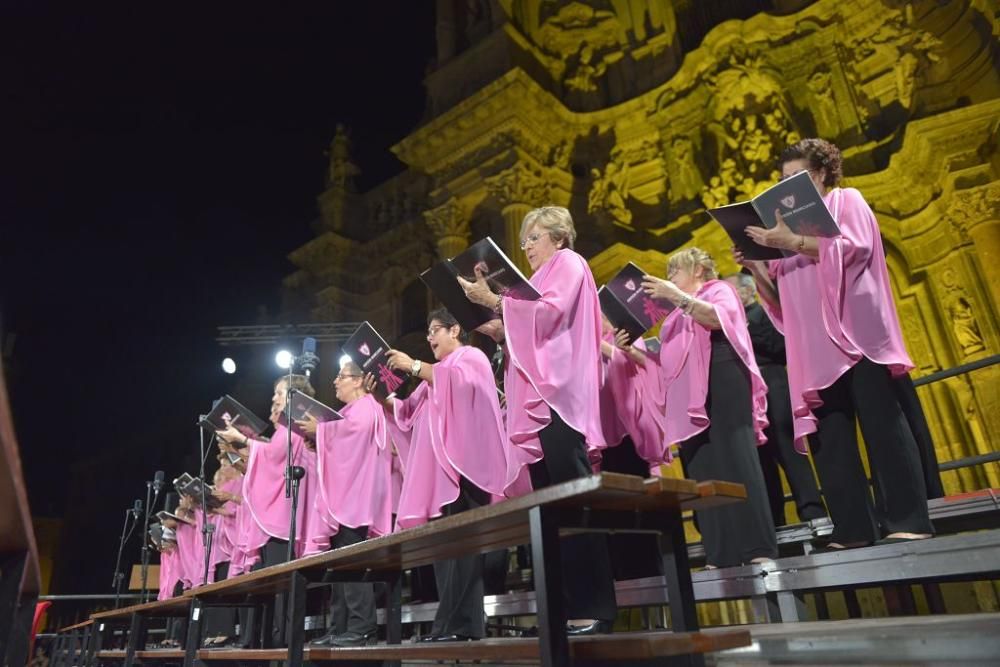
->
[683, 480, 747, 510]
[196, 629, 750, 662]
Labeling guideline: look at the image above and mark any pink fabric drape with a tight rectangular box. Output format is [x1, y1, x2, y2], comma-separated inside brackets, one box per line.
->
[603, 338, 672, 472]
[157, 547, 179, 600]
[502, 248, 607, 462]
[657, 280, 769, 447]
[392, 346, 529, 531]
[303, 393, 394, 556]
[762, 187, 913, 450]
[210, 476, 243, 571]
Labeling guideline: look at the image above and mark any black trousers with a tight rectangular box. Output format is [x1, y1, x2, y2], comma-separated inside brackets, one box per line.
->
[528, 409, 618, 622]
[679, 339, 778, 567]
[810, 358, 934, 544]
[600, 436, 664, 580]
[757, 363, 827, 525]
[430, 478, 490, 638]
[237, 537, 289, 647]
[894, 373, 944, 499]
[202, 562, 237, 639]
[327, 526, 376, 636]
[165, 581, 186, 643]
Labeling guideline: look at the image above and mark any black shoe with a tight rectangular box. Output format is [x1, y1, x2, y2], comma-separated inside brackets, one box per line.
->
[428, 634, 477, 642]
[566, 620, 612, 636]
[874, 535, 931, 546]
[326, 630, 377, 647]
[415, 634, 438, 643]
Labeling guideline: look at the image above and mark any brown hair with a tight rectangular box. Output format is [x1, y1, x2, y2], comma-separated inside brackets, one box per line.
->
[778, 138, 843, 187]
[274, 374, 316, 397]
[428, 308, 469, 343]
[520, 206, 577, 250]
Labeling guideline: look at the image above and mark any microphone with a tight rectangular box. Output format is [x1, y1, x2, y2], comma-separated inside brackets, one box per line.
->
[299, 337, 319, 377]
[152, 470, 165, 493]
[132, 499, 143, 519]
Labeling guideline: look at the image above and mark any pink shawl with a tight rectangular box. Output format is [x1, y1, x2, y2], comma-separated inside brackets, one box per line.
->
[657, 280, 769, 446]
[598, 332, 629, 452]
[392, 346, 529, 531]
[174, 519, 202, 589]
[303, 394, 393, 556]
[763, 187, 914, 450]
[604, 338, 672, 472]
[210, 476, 243, 570]
[157, 547, 179, 600]
[241, 425, 316, 560]
[502, 249, 607, 461]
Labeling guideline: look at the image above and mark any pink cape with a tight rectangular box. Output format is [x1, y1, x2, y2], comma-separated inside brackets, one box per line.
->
[157, 547, 179, 600]
[603, 338, 672, 472]
[657, 280, 769, 446]
[240, 425, 317, 562]
[763, 187, 914, 450]
[302, 394, 394, 556]
[391, 346, 530, 531]
[502, 249, 607, 462]
[210, 476, 243, 571]
[598, 332, 629, 452]
[173, 519, 202, 589]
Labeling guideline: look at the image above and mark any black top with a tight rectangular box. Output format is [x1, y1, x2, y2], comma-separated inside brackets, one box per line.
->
[745, 301, 786, 367]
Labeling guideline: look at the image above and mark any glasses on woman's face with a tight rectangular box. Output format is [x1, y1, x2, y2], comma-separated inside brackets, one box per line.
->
[426, 324, 447, 339]
[336, 372, 361, 381]
[520, 232, 543, 249]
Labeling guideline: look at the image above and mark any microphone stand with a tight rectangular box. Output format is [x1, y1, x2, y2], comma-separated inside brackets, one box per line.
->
[112, 507, 140, 609]
[198, 420, 215, 586]
[138, 478, 156, 603]
[284, 365, 305, 563]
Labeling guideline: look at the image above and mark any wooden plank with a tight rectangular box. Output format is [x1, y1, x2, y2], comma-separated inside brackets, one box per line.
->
[682, 480, 747, 510]
[91, 597, 189, 621]
[95, 650, 127, 659]
[134, 650, 186, 659]
[57, 620, 94, 633]
[196, 630, 750, 662]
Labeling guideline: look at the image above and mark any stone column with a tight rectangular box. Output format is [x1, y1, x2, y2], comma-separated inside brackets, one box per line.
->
[485, 162, 550, 276]
[423, 197, 469, 260]
[948, 183, 1000, 319]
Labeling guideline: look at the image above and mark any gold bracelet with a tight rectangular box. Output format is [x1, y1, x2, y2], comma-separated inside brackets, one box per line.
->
[796, 235, 805, 252]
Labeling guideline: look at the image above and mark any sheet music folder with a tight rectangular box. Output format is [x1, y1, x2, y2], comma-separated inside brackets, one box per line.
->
[277, 393, 343, 439]
[200, 395, 268, 439]
[598, 262, 673, 341]
[708, 170, 841, 261]
[420, 236, 540, 331]
[342, 322, 407, 399]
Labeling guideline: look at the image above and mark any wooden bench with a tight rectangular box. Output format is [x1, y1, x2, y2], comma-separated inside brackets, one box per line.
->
[90, 473, 748, 667]
[90, 598, 191, 666]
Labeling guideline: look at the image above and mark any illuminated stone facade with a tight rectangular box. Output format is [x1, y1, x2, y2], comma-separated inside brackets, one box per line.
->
[286, 0, 1000, 576]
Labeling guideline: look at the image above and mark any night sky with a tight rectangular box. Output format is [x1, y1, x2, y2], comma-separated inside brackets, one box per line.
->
[2, 2, 436, 593]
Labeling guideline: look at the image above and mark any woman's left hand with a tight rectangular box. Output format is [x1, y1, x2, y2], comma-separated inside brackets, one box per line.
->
[386, 349, 414, 374]
[362, 372, 378, 394]
[745, 209, 799, 250]
[613, 328, 634, 351]
[641, 274, 681, 302]
[215, 426, 246, 446]
[456, 265, 497, 307]
[294, 415, 319, 438]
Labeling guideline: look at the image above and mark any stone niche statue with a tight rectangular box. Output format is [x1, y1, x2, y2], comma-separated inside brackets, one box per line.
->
[588, 160, 633, 228]
[940, 267, 986, 357]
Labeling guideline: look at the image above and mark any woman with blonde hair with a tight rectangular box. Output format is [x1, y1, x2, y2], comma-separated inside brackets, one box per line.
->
[459, 206, 616, 635]
[641, 247, 778, 567]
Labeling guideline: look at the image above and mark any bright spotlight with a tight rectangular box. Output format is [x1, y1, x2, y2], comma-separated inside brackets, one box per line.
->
[338, 354, 353, 368]
[275, 349, 294, 370]
[221, 358, 237, 374]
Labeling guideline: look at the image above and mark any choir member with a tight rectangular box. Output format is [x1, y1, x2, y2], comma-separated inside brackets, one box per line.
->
[200, 456, 243, 647]
[215, 374, 318, 646]
[641, 248, 778, 567]
[296, 360, 393, 648]
[382, 308, 528, 642]
[737, 137, 933, 548]
[458, 206, 617, 635]
[723, 273, 826, 525]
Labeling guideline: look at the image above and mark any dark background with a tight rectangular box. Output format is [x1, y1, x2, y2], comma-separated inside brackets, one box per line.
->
[1, 2, 436, 595]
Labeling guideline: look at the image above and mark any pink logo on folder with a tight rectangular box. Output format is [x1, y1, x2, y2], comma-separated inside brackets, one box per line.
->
[358, 342, 371, 356]
[780, 195, 795, 209]
[624, 279, 636, 292]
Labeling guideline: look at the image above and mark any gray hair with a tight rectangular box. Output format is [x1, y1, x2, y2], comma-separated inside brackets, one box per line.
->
[724, 272, 757, 303]
[519, 206, 576, 250]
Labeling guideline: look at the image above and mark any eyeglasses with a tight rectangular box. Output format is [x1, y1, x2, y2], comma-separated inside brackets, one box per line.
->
[426, 324, 448, 338]
[336, 372, 362, 380]
[520, 233, 543, 249]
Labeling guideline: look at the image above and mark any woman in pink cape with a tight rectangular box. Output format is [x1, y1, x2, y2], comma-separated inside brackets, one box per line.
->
[458, 206, 616, 636]
[216, 373, 318, 647]
[738, 138, 933, 549]
[198, 456, 243, 646]
[382, 308, 525, 642]
[295, 360, 392, 648]
[641, 248, 778, 568]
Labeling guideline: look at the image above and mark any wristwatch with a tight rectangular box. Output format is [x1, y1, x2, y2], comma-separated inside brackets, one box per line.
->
[411, 359, 422, 377]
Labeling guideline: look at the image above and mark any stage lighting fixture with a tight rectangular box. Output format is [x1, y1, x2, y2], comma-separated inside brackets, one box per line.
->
[275, 349, 294, 370]
[221, 358, 237, 374]
[338, 354, 353, 368]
